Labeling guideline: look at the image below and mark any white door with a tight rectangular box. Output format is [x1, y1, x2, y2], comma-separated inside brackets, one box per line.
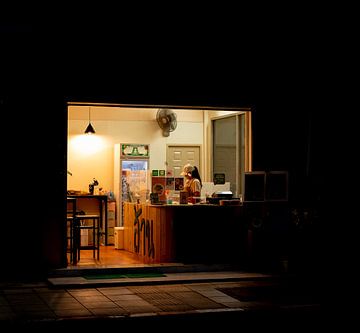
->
[166, 145, 201, 177]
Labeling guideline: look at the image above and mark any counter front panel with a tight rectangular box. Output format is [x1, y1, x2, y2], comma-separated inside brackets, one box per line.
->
[123, 203, 174, 263]
[123, 203, 246, 264]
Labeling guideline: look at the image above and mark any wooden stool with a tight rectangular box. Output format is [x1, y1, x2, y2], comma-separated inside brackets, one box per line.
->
[74, 214, 101, 261]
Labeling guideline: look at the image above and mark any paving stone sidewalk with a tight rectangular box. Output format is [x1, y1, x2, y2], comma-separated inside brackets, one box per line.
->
[0, 273, 320, 329]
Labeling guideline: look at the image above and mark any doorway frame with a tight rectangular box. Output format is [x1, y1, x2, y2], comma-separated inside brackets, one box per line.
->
[65, 102, 252, 269]
[211, 111, 252, 197]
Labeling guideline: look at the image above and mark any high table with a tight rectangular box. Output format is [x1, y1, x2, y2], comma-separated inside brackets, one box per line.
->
[67, 195, 109, 245]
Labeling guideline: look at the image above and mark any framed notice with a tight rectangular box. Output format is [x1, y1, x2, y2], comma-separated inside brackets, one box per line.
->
[121, 143, 149, 157]
[214, 173, 225, 185]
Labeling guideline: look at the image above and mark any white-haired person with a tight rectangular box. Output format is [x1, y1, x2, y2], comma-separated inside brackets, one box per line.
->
[180, 163, 202, 203]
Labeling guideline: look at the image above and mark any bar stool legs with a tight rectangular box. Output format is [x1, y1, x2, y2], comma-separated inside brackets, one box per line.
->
[67, 197, 78, 265]
[72, 217, 80, 264]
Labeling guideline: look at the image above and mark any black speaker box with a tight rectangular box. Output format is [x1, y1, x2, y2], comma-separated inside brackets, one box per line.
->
[265, 171, 288, 201]
[244, 172, 265, 202]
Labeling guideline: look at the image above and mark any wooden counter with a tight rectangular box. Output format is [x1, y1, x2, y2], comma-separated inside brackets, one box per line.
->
[123, 202, 246, 264]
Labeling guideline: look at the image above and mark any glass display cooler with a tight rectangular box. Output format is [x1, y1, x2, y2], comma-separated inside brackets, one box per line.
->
[114, 143, 150, 226]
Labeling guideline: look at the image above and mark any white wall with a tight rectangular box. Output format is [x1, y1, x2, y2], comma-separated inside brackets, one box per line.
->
[67, 107, 204, 193]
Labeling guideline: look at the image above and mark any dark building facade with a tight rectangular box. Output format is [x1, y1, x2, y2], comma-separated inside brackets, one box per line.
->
[1, 23, 321, 281]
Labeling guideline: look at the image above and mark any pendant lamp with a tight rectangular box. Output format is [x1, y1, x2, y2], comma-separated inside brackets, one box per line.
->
[85, 106, 96, 134]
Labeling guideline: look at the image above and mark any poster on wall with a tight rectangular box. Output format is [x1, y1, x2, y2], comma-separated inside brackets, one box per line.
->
[152, 177, 166, 201]
[166, 177, 175, 190]
[175, 177, 184, 191]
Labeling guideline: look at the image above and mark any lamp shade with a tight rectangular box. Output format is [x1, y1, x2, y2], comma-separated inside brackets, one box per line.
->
[84, 106, 96, 134]
[85, 122, 96, 134]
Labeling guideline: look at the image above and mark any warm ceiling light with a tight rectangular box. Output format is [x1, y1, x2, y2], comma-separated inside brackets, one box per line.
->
[85, 106, 96, 134]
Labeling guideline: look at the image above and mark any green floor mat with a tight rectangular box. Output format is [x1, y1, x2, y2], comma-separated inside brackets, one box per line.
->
[125, 273, 166, 278]
[84, 272, 166, 280]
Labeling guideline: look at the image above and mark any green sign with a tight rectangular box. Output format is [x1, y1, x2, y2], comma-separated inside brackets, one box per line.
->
[121, 144, 149, 157]
[152, 170, 159, 176]
[214, 173, 225, 185]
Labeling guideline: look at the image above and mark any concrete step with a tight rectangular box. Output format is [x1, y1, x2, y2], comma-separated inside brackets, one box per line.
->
[47, 270, 280, 289]
[48, 263, 245, 278]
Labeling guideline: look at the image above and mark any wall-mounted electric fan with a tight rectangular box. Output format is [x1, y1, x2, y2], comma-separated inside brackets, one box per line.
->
[156, 108, 177, 137]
